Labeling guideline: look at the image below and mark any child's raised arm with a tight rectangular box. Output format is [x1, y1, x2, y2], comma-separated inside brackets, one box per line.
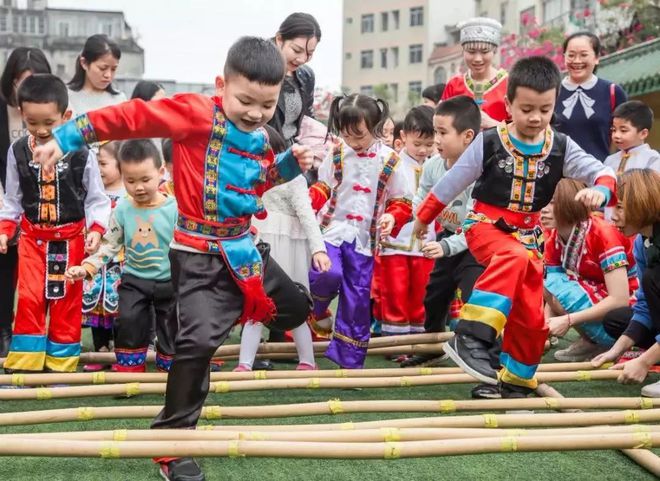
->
[563, 137, 617, 209]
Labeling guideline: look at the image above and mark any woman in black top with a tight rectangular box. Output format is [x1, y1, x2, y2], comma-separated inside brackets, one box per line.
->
[0, 47, 51, 356]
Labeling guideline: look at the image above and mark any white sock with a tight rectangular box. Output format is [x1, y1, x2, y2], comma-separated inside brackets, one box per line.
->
[292, 323, 316, 367]
[238, 322, 264, 369]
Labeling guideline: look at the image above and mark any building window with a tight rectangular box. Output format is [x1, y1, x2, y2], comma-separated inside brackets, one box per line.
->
[56, 63, 66, 77]
[28, 15, 35, 33]
[20, 15, 26, 33]
[12, 15, 18, 33]
[409, 44, 423, 64]
[381, 12, 388, 31]
[380, 48, 388, 68]
[58, 21, 69, 37]
[0, 15, 6, 32]
[409, 81, 423, 102]
[360, 85, 374, 97]
[392, 10, 400, 29]
[38, 16, 44, 34]
[391, 47, 399, 68]
[500, 2, 508, 26]
[102, 23, 112, 37]
[346, 17, 353, 24]
[361, 14, 374, 33]
[410, 7, 424, 27]
[345, 52, 352, 60]
[434, 66, 447, 84]
[519, 7, 536, 33]
[390, 83, 398, 103]
[360, 50, 374, 69]
[542, 0, 562, 23]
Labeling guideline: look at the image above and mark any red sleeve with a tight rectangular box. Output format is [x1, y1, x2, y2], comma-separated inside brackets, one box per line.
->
[385, 199, 412, 238]
[309, 182, 330, 213]
[543, 228, 561, 267]
[85, 93, 211, 143]
[594, 174, 617, 207]
[0, 219, 18, 239]
[441, 78, 456, 101]
[415, 192, 447, 225]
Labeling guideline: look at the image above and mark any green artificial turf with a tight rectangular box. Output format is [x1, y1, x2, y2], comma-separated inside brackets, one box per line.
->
[0, 329, 658, 481]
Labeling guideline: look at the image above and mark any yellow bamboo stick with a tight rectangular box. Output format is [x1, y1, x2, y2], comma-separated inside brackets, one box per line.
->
[0, 361, 611, 387]
[0, 397, 657, 426]
[0, 432, 658, 458]
[0, 370, 626, 400]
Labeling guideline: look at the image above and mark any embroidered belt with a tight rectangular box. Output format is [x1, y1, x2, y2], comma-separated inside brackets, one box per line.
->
[177, 213, 250, 238]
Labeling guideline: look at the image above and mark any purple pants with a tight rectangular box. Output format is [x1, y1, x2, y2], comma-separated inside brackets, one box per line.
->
[309, 241, 374, 368]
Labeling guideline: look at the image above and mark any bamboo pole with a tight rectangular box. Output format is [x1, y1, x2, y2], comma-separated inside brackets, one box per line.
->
[0, 361, 611, 387]
[0, 370, 626, 400]
[206, 409, 660, 431]
[2, 424, 659, 443]
[0, 432, 658, 458]
[0, 332, 453, 367]
[535, 383, 660, 477]
[0, 396, 657, 426]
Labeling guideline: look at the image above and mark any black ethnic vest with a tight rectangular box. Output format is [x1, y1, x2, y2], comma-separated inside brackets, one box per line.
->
[13, 136, 88, 225]
[472, 125, 568, 212]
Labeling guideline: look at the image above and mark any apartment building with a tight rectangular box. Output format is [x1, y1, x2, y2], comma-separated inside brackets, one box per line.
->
[342, 0, 473, 116]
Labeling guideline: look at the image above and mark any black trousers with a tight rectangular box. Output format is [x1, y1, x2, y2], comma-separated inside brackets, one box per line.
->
[0, 245, 17, 356]
[115, 273, 177, 366]
[423, 235, 484, 333]
[152, 242, 311, 429]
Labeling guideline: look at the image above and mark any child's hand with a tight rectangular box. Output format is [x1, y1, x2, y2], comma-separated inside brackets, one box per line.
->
[421, 241, 444, 259]
[291, 144, 313, 172]
[575, 187, 605, 210]
[312, 251, 332, 273]
[0, 234, 7, 254]
[33, 140, 63, 175]
[85, 231, 102, 254]
[379, 213, 395, 239]
[65, 265, 87, 282]
[412, 219, 429, 240]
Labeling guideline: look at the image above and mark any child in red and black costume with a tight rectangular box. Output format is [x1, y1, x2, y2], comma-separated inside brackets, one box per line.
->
[413, 57, 617, 398]
[34, 37, 313, 481]
[0, 74, 110, 373]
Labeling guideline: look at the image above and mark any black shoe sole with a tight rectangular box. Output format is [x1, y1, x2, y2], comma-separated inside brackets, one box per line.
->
[444, 338, 498, 386]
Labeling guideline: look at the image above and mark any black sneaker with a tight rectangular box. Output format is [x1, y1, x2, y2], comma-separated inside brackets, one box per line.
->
[471, 383, 501, 399]
[160, 457, 205, 481]
[443, 334, 498, 385]
[399, 352, 450, 368]
[500, 382, 533, 399]
[252, 359, 275, 371]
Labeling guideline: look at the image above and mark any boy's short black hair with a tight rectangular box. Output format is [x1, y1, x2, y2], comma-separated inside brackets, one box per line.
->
[161, 138, 172, 164]
[403, 105, 434, 138]
[17, 73, 68, 113]
[613, 100, 654, 132]
[434, 95, 481, 135]
[118, 139, 162, 169]
[224, 36, 286, 86]
[422, 83, 445, 104]
[393, 120, 404, 143]
[506, 56, 561, 101]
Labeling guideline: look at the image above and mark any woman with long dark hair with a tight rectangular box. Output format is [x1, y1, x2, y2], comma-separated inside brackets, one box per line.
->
[269, 12, 322, 145]
[67, 34, 126, 115]
[0, 46, 51, 356]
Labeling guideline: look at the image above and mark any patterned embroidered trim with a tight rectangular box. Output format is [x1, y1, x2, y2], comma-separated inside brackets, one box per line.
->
[369, 153, 401, 250]
[75, 114, 98, 145]
[497, 123, 554, 212]
[616, 152, 631, 177]
[333, 331, 369, 349]
[463, 211, 544, 256]
[203, 107, 227, 222]
[177, 214, 250, 238]
[464, 69, 508, 105]
[44, 240, 68, 300]
[115, 347, 148, 367]
[599, 248, 628, 272]
[561, 219, 591, 274]
[320, 144, 344, 231]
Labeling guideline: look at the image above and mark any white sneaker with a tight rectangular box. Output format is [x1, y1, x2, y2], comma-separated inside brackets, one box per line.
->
[641, 380, 660, 397]
[554, 338, 608, 362]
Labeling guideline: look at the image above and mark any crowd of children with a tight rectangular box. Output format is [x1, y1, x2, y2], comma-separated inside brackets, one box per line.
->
[0, 13, 658, 481]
